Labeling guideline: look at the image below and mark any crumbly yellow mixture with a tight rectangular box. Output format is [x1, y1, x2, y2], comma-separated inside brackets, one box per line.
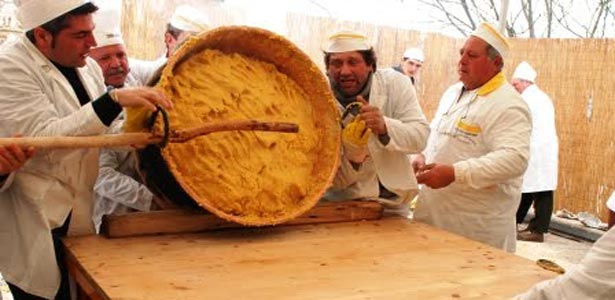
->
[158, 49, 322, 224]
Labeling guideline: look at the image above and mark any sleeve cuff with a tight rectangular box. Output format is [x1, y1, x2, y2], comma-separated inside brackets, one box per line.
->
[453, 161, 468, 185]
[92, 92, 123, 126]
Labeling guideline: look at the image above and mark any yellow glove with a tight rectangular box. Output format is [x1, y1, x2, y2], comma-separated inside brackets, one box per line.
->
[342, 118, 371, 147]
[342, 118, 371, 163]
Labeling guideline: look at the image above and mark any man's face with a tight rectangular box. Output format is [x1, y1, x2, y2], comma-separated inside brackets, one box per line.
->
[42, 14, 97, 67]
[401, 58, 422, 77]
[457, 36, 500, 90]
[164, 31, 192, 57]
[511, 78, 525, 93]
[89, 44, 130, 88]
[327, 51, 373, 96]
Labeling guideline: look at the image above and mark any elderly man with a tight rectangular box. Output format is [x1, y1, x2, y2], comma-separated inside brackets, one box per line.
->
[0, 1, 171, 299]
[512, 61, 559, 243]
[89, 8, 157, 234]
[89, 8, 141, 88]
[412, 23, 531, 253]
[322, 30, 430, 214]
[130, 4, 210, 84]
[393, 47, 424, 86]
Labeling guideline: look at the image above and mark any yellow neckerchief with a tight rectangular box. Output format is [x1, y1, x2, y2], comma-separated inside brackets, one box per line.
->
[476, 71, 506, 96]
[451, 72, 507, 136]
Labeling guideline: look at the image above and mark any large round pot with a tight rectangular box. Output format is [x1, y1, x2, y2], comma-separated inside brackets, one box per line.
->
[139, 26, 340, 226]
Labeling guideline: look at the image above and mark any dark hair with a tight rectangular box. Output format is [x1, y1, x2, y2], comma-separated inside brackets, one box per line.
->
[165, 23, 184, 40]
[323, 48, 378, 70]
[486, 44, 504, 69]
[26, 3, 98, 44]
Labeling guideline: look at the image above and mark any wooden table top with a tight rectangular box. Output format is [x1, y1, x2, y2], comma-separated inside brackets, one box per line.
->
[64, 217, 556, 300]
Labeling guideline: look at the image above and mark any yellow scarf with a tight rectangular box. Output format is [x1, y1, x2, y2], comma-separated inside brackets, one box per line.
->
[477, 71, 506, 96]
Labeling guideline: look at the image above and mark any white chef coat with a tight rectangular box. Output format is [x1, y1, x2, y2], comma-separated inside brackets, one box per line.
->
[414, 72, 531, 253]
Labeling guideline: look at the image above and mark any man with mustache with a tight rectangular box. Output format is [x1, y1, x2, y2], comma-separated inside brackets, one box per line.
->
[322, 30, 430, 215]
[412, 23, 531, 253]
[89, 8, 158, 233]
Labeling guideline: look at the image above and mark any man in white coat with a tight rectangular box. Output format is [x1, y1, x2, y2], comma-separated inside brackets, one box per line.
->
[0, 1, 171, 299]
[393, 47, 424, 86]
[412, 23, 531, 253]
[322, 30, 430, 213]
[89, 8, 157, 234]
[512, 61, 559, 243]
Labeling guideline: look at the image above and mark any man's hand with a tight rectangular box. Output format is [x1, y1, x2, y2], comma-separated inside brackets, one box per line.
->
[342, 118, 370, 163]
[0, 142, 35, 176]
[114, 87, 173, 112]
[356, 96, 386, 135]
[411, 154, 426, 174]
[416, 163, 455, 189]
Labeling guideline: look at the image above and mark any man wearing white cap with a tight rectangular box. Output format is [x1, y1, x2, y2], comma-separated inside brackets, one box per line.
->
[90, 8, 156, 234]
[322, 30, 430, 214]
[90, 7, 140, 88]
[0, 1, 171, 299]
[164, 4, 210, 58]
[412, 23, 531, 253]
[129, 4, 210, 85]
[393, 47, 424, 86]
[512, 61, 559, 243]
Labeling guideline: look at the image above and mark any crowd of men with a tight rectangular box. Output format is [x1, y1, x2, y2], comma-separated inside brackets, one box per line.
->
[0, 1, 612, 300]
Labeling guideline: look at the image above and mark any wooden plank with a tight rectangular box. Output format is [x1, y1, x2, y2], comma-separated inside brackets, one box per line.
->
[100, 200, 383, 238]
[65, 218, 557, 300]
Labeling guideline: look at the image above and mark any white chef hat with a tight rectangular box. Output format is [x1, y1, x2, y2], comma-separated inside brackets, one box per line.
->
[16, 0, 92, 31]
[608, 192, 615, 212]
[513, 61, 537, 83]
[471, 22, 510, 58]
[325, 30, 371, 53]
[402, 47, 424, 63]
[169, 4, 210, 33]
[93, 7, 123, 48]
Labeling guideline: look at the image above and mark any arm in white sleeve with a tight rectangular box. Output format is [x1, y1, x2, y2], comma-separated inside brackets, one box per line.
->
[0, 59, 107, 138]
[380, 75, 430, 154]
[94, 150, 153, 212]
[129, 57, 167, 85]
[513, 227, 615, 300]
[453, 104, 531, 189]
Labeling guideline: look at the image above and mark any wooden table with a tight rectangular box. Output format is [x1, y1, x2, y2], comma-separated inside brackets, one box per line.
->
[64, 217, 556, 300]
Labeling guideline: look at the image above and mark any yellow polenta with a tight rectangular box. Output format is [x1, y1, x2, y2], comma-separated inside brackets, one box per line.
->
[158, 49, 321, 224]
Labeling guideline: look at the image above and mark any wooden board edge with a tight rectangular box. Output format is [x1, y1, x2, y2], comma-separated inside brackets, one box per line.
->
[101, 200, 383, 238]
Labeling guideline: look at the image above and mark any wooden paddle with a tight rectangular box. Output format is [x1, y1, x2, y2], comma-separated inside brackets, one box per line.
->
[0, 120, 299, 149]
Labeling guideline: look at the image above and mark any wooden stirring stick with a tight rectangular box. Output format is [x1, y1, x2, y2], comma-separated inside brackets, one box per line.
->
[0, 120, 299, 149]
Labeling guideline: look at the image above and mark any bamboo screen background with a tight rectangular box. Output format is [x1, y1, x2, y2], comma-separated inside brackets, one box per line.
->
[121, 0, 615, 222]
